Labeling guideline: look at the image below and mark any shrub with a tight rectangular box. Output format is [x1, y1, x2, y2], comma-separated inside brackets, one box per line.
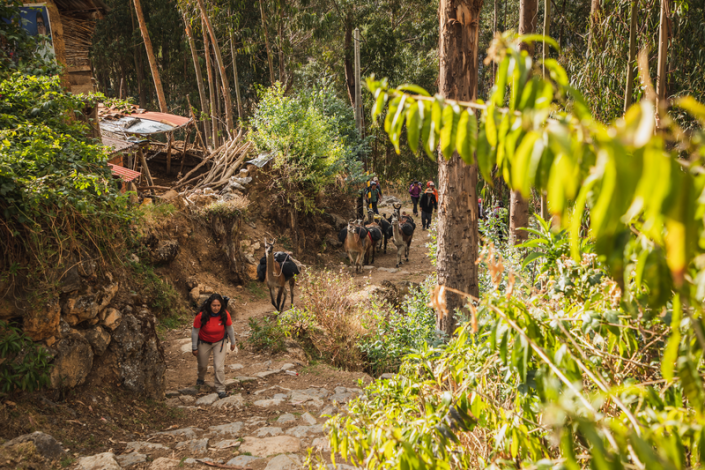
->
[247, 316, 287, 353]
[0, 321, 53, 394]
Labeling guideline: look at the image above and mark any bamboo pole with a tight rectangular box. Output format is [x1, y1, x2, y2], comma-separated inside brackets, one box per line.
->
[133, 0, 167, 112]
[259, 0, 275, 85]
[166, 132, 173, 175]
[183, 11, 211, 149]
[624, 0, 639, 113]
[229, 30, 243, 120]
[202, 17, 219, 148]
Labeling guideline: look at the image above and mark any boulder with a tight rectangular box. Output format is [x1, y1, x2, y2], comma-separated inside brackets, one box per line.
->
[175, 438, 209, 453]
[254, 426, 283, 437]
[239, 436, 301, 457]
[155, 427, 202, 440]
[2, 432, 64, 460]
[49, 331, 93, 389]
[116, 453, 147, 467]
[152, 240, 179, 265]
[149, 457, 181, 469]
[188, 287, 201, 303]
[264, 454, 302, 470]
[100, 308, 122, 331]
[108, 314, 165, 397]
[77, 452, 121, 470]
[227, 456, 262, 467]
[80, 325, 111, 356]
[126, 441, 169, 452]
[276, 413, 296, 424]
[301, 412, 317, 425]
[207, 422, 243, 437]
[285, 425, 324, 438]
[62, 283, 119, 326]
[24, 298, 61, 341]
[195, 393, 219, 406]
[211, 394, 245, 409]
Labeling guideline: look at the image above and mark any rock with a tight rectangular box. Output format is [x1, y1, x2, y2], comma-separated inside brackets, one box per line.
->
[254, 426, 283, 437]
[329, 392, 353, 403]
[189, 286, 201, 303]
[228, 363, 244, 370]
[236, 376, 258, 383]
[254, 397, 285, 407]
[152, 240, 179, 265]
[24, 298, 61, 341]
[179, 386, 198, 395]
[327, 213, 348, 230]
[285, 425, 324, 438]
[175, 438, 209, 453]
[227, 456, 262, 467]
[148, 457, 181, 469]
[77, 452, 121, 470]
[195, 393, 219, 405]
[50, 331, 93, 389]
[126, 441, 169, 452]
[239, 436, 301, 457]
[80, 325, 111, 356]
[379, 373, 395, 380]
[165, 390, 180, 398]
[108, 314, 165, 397]
[319, 405, 339, 418]
[363, 265, 374, 270]
[210, 439, 241, 450]
[186, 277, 198, 290]
[165, 397, 181, 406]
[100, 308, 122, 331]
[212, 394, 245, 409]
[62, 283, 119, 326]
[180, 342, 194, 353]
[207, 422, 244, 436]
[280, 363, 295, 371]
[301, 412, 317, 425]
[312, 437, 331, 451]
[2, 432, 64, 460]
[276, 413, 296, 424]
[303, 388, 329, 398]
[255, 370, 280, 378]
[117, 453, 147, 467]
[179, 395, 196, 404]
[264, 454, 302, 470]
[156, 427, 202, 440]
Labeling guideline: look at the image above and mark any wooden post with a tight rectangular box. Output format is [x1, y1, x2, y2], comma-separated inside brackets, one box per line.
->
[179, 126, 193, 177]
[133, 0, 168, 112]
[656, 0, 669, 114]
[138, 146, 155, 195]
[229, 30, 243, 120]
[166, 132, 173, 175]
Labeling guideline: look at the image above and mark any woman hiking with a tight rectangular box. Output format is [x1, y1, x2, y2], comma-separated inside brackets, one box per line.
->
[192, 294, 236, 398]
[409, 180, 422, 216]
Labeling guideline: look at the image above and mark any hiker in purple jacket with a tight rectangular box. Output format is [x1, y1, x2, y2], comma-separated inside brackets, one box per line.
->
[409, 180, 423, 216]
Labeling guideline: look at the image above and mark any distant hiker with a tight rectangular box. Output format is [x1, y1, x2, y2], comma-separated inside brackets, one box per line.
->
[192, 293, 236, 399]
[367, 181, 381, 214]
[419, 183, 437, 230]
[409, 181, 422, 216]
[427, 180, 438, 201]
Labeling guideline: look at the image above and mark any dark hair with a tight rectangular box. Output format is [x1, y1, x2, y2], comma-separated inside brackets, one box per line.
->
[197, 293, 229, 328]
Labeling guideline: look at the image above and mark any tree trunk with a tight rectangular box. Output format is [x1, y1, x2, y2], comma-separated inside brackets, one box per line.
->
[183, 12, 211, 148]
[278, 1, 285, 83]
[656, 0, 669, 113]
[133, 0, 167, 112]
[229, 31, 243, 120]
[195, 0, 235, 132]
[202, 18, 219, 147]
[510, 0, 537, 244]
[587, 0, 601, 58]
[493, 0, 498, 82]
[436, 0, 484, 337]
[542, 0, 550, 73]
[130, 4, 147, 109]
[624, 0, 638, 112]
[343, 19, 355, 107]
[259, 0, 275, 85]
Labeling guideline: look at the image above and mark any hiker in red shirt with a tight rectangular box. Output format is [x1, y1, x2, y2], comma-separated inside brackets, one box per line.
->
[192, 294, 236, 398]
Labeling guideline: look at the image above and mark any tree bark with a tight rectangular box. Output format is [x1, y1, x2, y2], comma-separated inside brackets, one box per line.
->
[229, 31, 243, 120]
[436, 0, 484, 337]
[202, 17, 219, 147]
[343, 19, 356, 107]
[656, 0, 669, 113]
[624, 0, 638, 113]
[183, 12, 211, 148]
[587, 0, 601, 58]
[259, 0, 275, 85]
[130, 3, 147, 109]
[278, 1, 285, 83]
[195, 0, 235, 132]
[133, 0, 167, 112]
[510, 0, 537, 244]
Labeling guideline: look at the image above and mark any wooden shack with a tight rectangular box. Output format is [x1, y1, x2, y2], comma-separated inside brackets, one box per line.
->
[21, 0, 108, 94]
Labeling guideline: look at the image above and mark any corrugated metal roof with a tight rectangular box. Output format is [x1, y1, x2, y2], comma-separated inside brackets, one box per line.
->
[108, 163, 141, 182]
[102, 136, 139, 154]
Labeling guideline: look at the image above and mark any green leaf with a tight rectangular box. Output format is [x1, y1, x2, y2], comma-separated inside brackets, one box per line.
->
[521, 251, 545, 269]
[662, 294, 682, 382]
[372, 90, 388, 123]
[440, 104, 460, 160]
[477, 125, 495, 184]
[517, 34, 560, 53]
[510, 132, 540, 195]
[456, 109, 477, 165]
[397, 84, 432, 97]
[485, 104, 498, 148]
[420, 101, 436, 161]
[384, 96, 400, 134]
[406, 100, 421, 154]
[429, 97, 444, 154]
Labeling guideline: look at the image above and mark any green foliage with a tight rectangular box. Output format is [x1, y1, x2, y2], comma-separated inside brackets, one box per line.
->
[248, 83, 368, 213]
[0, 321, 53, 394]
[246, 316, 287, 354]
[127, 261, 181, 317]
[478, 207, 508, 244]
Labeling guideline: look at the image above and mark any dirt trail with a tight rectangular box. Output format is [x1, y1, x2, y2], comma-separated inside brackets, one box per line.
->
[96, 201, 436, 470]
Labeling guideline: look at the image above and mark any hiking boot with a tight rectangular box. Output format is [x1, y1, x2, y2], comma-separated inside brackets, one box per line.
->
[196, 379, 205, 386]
[218, 392, 227, 399]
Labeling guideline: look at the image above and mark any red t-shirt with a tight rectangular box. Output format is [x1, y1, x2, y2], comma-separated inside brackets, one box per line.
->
[193, 311, 232, 343]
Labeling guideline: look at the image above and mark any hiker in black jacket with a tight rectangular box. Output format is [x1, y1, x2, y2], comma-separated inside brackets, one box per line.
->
[419, 186, 437, 230]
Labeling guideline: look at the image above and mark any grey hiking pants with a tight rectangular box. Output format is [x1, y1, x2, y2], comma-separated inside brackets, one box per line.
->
[197, 340, 227, 392]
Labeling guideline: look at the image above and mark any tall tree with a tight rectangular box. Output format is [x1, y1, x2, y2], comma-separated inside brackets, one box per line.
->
[509, 0, 537, 244]
[133, 0, 167, 112]
[195, 0, 235, 132]
[202, 17, 218, 146]
[587, 0, 600, 57]
[656, 0, 669, 114]
[624, 0, 638, 112]
[436, 0, 484, 336]
[129, 3, 147, 109]
[183, 12, 211, 148]
[230, 31, 243, 120]
[259, 0, 275, 85]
